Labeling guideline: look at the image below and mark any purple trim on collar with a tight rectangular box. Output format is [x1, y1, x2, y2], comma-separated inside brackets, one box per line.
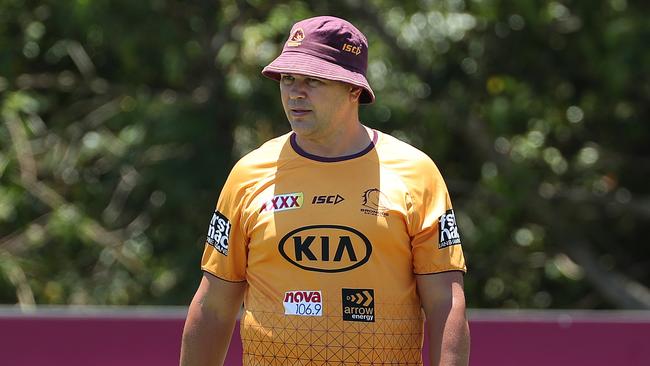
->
[290, 129, 378, 162]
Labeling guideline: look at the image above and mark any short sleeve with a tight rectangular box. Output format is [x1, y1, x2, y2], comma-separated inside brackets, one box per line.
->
[200, 164, 250, 282]
[407, 159, 466, 274]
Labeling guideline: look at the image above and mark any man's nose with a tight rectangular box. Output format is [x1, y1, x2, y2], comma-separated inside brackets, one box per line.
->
[288, 81, 307, 99]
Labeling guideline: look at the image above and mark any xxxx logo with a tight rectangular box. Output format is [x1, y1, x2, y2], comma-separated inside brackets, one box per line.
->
[260, 192, 304, 213]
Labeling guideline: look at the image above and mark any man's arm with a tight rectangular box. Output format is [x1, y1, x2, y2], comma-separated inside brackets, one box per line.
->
[180, 272, 247, 366]
[416, 271, 470, 366]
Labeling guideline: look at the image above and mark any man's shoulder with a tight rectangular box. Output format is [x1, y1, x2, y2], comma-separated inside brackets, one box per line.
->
[375, 130, 437, 168]
[233, 132, 293, 171]
[222, 132, 293, 190]
[374, 130, 447, 194]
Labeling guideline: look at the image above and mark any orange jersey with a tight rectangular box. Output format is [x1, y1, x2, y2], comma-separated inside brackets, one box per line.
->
[202, 129, 466, 365]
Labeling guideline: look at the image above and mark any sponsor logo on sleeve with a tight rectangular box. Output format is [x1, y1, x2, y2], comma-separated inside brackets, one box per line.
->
[207, 211, 230, 256]
[342, 288, 375, 322]
[260, 192, 303, 213]
[439, 209, 461, 249]
[283, 290, 323, 317]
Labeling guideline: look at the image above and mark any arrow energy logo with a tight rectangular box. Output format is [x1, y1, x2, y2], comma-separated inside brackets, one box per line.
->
[342, 288, 375, 322]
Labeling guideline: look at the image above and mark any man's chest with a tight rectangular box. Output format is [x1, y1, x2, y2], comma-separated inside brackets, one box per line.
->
[241, 167, 413, 271]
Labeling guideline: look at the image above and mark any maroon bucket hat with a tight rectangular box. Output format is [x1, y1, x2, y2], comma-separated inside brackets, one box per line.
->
[262, 16, 375, 104]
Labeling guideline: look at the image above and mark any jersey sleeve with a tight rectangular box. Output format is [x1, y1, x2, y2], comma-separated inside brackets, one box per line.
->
[200, 162, 251, 282]
[407, 158, 466, 274]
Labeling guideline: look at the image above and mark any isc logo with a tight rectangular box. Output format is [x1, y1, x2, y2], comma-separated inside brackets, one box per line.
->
[312, 194, 344, 205]
[278, 225, 372, 273]
[342, 43, 362, 55]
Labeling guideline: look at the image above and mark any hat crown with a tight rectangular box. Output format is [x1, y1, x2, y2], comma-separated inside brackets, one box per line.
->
[283, 16, 368, 75]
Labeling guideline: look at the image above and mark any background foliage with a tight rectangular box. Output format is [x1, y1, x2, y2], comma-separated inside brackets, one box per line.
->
[1, 0, 649, 309]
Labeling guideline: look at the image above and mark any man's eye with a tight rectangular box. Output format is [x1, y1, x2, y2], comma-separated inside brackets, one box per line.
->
[307, 78, 322, 87]
[281, 75, 295, 84]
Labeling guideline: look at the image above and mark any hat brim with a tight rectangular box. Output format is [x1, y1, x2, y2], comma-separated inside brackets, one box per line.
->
[262, 51, 375, 104]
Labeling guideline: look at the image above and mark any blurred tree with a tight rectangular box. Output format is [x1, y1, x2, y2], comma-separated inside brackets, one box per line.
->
[1, 0, 648, 309]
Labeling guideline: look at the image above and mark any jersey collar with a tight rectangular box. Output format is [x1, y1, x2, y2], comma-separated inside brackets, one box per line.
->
[290, 129, 378, 162]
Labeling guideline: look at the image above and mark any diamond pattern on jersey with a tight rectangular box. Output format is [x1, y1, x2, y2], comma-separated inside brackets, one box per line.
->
[241, 296, 424, 365]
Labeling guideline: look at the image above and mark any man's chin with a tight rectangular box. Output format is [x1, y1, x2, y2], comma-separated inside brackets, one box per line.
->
[289, 118, 314, 128]
[289, 119, 314, 131]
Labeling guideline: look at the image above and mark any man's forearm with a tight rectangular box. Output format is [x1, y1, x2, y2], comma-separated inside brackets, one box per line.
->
[426, 300, 470, 366]
[180, 300, 238, 366]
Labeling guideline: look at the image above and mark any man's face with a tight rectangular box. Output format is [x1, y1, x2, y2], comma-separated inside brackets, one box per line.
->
[280, 74, 357, 139]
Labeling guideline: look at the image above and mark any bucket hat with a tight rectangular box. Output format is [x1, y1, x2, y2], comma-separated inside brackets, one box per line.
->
[262, 16, 375, 104]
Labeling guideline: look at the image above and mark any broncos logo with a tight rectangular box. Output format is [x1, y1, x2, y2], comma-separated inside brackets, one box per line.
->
[361, 188, 391, 211]
[290, 28, 305, 42]
[287, 28, 305, 47]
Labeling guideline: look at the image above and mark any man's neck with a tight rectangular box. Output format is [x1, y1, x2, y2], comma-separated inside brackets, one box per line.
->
[294, 122, 372, 158]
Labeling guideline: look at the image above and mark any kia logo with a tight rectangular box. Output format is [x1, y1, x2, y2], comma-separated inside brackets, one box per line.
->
[278, 225, 372, 273]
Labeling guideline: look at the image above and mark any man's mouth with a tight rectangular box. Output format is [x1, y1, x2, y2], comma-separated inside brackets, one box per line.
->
[290, 109, 312, 116]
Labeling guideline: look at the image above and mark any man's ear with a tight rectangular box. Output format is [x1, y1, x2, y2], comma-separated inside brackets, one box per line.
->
[349, 86, 362, 102]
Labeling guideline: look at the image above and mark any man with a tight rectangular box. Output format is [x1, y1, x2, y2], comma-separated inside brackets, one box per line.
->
[180, 16, 469, 366]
